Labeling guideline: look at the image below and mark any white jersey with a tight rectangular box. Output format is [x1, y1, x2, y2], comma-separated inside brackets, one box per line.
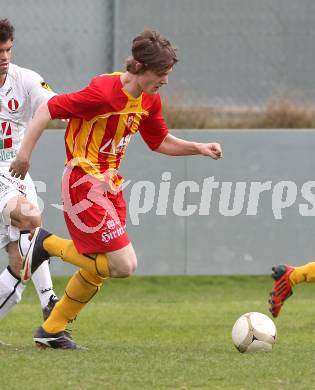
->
[0, 63, 55, 167]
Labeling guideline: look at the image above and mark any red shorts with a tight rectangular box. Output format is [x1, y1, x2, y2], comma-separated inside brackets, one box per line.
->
[61, 167, 130, 254]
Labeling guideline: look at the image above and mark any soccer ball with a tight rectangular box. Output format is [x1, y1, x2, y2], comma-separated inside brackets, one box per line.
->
[231, 312, 277, 353]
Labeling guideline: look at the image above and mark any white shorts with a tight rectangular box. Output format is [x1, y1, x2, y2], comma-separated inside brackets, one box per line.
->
[0, 167, 38, 249]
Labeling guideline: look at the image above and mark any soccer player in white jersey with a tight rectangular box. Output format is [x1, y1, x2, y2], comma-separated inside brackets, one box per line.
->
[0, 19, 58, 322]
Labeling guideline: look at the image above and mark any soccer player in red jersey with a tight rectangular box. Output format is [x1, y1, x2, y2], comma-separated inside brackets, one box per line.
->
[10, 30, 222, 349]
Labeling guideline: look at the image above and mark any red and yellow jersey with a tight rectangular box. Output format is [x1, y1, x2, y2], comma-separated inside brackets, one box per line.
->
[48, 72, 168, 181]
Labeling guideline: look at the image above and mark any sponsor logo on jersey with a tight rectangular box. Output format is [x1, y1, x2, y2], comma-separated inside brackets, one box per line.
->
[40, 81, 52, 91]
[101, 225, 125, 243]
[127, 114, 135, 128]
[106, 219, 116, 230]
[116, 134, 131, 152]
[0, 122, 13, 149]
[8, 98, 19, 112]
[5, 87, 12, 96]
[0, 173, 26, 191]
[0, 149, 16, 161]
[99, 134, 132, 155]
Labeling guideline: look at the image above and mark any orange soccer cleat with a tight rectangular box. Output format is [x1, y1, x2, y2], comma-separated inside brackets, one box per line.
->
[269, 265, 294, 318]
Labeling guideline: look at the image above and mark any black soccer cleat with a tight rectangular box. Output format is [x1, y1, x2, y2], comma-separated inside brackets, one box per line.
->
[33, 326, 86, 350]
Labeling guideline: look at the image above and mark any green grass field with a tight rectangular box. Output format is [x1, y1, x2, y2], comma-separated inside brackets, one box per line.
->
[0, 275, 314, 390]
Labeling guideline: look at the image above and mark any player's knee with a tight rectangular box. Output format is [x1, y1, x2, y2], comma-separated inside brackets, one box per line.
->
[111, 255, 137, 277]
[11, 206, 41, 230]
[130, 255, 138, 273]
[117, 265, 135, 278]
[18, 213, 41, 230]
[26, 215, 41, 230]
[121, 258, 137, 277]
[6, 197, 41, 229]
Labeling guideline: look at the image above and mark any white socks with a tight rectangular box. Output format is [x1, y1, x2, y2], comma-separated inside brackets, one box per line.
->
[0, 261, 57, 319]
[0, 230, 57, 320]
[0, 231, 56, 319]
[0, 266, 25, 319]
[31, 262, 56, 307]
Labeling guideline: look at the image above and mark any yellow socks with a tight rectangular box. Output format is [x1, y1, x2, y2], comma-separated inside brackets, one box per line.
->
[289, 262, 315, 286]
[41, 235, 111, 333]
[43, 235, 109, 277]
[43, 269, 106, 333]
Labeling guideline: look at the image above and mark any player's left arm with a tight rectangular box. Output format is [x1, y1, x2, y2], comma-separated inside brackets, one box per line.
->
[155, 133, 223, 160]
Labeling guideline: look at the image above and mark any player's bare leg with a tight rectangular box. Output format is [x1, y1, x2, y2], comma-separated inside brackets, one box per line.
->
[0, 241, 26, 319]
[22, 229, 137, 280]
[0, 196, 57, 319]
[40, 244, 136, 336]
[22, 228, 137, 349]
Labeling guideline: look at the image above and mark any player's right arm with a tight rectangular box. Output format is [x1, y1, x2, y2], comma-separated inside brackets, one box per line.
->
[9, 102, 51, 179]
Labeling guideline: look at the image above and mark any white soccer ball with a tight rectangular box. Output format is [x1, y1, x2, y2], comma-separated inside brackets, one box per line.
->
[231, 312, 277, 353]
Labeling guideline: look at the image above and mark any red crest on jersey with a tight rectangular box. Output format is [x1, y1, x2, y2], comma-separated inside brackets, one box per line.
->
[8, 98, 19, 111]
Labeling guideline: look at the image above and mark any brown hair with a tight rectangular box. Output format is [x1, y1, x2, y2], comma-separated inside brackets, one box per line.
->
[0, 19, 14, 42]
[126, 30, 178, 75]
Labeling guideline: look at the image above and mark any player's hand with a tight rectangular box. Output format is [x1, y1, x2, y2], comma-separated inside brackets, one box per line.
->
[9, 154, 30, 180]
[199, 142, 223, 160]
